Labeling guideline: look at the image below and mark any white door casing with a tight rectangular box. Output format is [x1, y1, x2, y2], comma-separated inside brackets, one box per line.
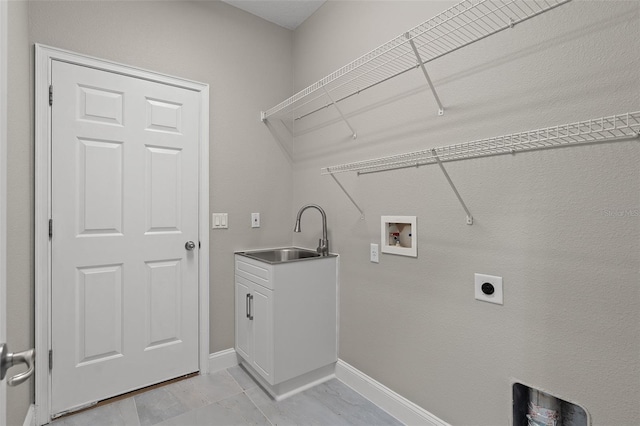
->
[35, 45, 209, 424]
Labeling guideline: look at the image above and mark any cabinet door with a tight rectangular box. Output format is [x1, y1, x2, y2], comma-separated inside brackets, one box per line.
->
[251, 285, 273, 382]
[235, 279, 252, 361]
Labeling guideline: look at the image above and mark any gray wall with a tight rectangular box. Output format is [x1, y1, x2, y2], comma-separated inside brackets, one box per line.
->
[7, 1, 32, 425]
[292, 1, 639, 425]
[6, 1, 640, 425]
[7, 1, 293, 423]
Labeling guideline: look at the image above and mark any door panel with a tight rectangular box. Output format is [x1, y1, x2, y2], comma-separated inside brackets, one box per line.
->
[75, 264, 123, 365]
[78, 85, 124, 125]
[235, 278, 251, 361]
[77, 138, 123, 235]
[144, 259, 182, 349]
[51, 60, 200, 415]
[145, 98, 182, 133]
[252, 287, 272, 380]
[145, 146, 181, 233]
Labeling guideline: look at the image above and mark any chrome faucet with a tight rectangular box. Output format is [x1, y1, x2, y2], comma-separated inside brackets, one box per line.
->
[294, 204, 329, 256]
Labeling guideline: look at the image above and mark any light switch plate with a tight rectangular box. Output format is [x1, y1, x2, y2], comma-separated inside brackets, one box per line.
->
[212, 213, 228, 229]
[251, 213, 260, 228]
[474, 273, 503, 305]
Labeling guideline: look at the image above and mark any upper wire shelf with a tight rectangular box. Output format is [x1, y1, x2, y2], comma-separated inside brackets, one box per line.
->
[261, 0, 571, 123]
[321, 112, 640, 175]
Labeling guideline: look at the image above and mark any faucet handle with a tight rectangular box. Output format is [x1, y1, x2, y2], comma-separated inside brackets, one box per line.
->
[317, 238, 329, 256]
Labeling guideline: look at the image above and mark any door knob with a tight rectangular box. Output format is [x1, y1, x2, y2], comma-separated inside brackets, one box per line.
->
[0, 343, 35, 387]
[185, 241, 196, 251]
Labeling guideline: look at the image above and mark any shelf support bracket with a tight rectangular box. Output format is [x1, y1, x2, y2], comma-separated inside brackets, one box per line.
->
[322, 86, 357, 139]
[406, 33, 444, 116]
[431, 149, 473, 225]
[329, 173, 365, 219]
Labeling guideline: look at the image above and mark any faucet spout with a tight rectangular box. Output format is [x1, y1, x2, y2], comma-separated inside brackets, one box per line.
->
[294, 204, 329, 256]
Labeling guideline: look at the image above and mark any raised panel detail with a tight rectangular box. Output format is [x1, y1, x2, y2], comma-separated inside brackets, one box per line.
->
[76, 264, 124, 366]
[78, 85, 124, 126]
[251, 288, 272, 378]
[145, 260, 182, 349]
[77, 138, 123, 236]
[146, 146, 181, 234]
[146, 98, 182, 134]
[235, 279, 252, 362]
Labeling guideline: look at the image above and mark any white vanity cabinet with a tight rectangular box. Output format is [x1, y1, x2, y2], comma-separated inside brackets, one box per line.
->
[234, 252, 338, 400]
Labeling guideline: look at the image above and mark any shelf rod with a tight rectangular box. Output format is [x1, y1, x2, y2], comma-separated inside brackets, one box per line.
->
[431, 149, 473, 225]
[322, 86, 357, 139]
[329, 173, 365, 219]
[405, 33, 444, 116]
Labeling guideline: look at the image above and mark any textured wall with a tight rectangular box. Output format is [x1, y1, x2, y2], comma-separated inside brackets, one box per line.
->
[6, 1, 32, 425]
[8, 1, 293, 423]
[8, 1, 640, 425]
[292, 1, 639, 425]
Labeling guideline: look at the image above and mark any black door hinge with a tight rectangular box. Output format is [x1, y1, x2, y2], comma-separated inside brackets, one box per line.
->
[49, 349, 53, 371]
[49, 85, 53, 106]
[49, 219, 53, 238]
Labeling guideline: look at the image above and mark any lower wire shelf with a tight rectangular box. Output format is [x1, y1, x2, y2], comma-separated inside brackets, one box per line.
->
[321, 112, 640, 175]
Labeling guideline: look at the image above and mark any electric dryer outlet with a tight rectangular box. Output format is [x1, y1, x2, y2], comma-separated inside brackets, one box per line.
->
[474, 273, 503, 305]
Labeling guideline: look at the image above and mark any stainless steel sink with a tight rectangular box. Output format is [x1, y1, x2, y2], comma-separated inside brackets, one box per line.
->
[237, 247, 332, 264]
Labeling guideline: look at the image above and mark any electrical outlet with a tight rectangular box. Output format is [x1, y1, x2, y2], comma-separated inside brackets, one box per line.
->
[370, 243, 379, 263]
[474, 273, 503, 305]
[251, 213, 260, 228]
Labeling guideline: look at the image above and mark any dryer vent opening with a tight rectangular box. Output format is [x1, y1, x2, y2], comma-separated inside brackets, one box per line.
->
[513, 383, 588, 426]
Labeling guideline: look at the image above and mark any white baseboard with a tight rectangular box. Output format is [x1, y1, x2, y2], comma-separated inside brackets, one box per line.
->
[208, 348, 239, 372]
[207, 351, 447, 426]
[22, 404, 35, 426]
[240, 359, 335, 401]
[335, 360, 450, 426]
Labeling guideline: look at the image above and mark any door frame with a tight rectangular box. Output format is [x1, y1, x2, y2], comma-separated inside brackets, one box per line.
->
[0, 1, 9, 424]
[34, 44, 210, 425]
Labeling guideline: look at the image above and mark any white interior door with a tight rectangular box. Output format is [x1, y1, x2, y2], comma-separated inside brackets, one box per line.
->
[50, 60, 200, 415]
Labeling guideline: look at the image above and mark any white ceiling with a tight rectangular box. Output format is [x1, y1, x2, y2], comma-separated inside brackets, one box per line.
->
[221, 0, 326, 30]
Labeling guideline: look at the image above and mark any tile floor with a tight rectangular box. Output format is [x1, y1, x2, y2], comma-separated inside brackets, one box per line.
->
[49, 366, 403, 426]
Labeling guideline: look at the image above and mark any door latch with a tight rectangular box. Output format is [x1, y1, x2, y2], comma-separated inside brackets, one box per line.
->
[0, 343, 35, 386]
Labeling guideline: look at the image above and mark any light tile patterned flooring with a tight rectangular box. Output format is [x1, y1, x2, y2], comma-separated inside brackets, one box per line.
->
[50, 365, 403, 426]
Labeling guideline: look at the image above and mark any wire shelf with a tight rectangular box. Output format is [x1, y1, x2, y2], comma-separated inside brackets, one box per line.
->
[261, 0, 571, 122]
[321, 112, 640, 175]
